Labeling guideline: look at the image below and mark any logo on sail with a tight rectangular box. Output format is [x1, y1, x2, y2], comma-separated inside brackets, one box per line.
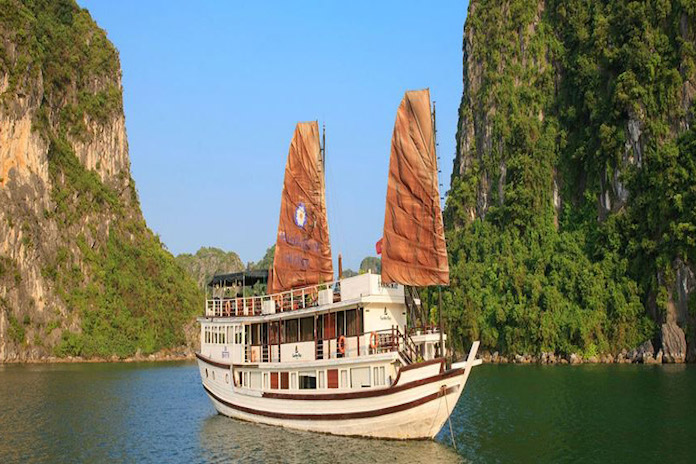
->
[294, 203, 307, 229]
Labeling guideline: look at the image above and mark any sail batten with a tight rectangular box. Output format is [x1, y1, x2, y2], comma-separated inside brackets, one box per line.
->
[381, 90, 449, 287]
[269, 122, 333, 293]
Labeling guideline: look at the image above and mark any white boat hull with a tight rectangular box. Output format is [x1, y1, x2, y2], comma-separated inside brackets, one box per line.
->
[197, 342, 480, 440]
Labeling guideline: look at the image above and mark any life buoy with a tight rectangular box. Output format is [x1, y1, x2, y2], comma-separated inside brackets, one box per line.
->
[224, 300, 231, 315]
[369, 331, 379, 350]
[337, 335, 346, 355]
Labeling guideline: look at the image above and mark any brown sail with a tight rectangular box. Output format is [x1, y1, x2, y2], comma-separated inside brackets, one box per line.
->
[381, 89, 449, 286]
[269, 121, 333, 293]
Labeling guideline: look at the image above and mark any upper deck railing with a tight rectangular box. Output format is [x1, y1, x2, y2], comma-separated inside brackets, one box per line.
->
[205, 273, 405, 318]
[205, 280, 339, 317]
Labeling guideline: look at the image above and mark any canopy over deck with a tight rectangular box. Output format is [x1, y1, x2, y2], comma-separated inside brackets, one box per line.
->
[208, 270, 268, 288]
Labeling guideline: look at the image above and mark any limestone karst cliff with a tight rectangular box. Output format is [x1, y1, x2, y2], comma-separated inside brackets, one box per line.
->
[0, 0, 201, 361]
[176, 247, 244, 290]
[441, 0, 695, 361]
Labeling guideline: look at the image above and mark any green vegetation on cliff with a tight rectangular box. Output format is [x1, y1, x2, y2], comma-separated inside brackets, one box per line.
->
[1, 0, 202, 358]
[431, 0, 695, 359]
[176, 247, 244, 289]
[359, 257, 382, 274]
[248, 245, 276, 271]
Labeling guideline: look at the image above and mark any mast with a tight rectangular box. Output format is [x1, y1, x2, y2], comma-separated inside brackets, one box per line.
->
[380, 89, 450, 359]
[322, 123, 326, 169]
[433, 100, 444, 359]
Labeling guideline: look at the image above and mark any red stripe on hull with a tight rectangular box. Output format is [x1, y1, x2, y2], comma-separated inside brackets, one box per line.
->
[203, 384, 459, 421]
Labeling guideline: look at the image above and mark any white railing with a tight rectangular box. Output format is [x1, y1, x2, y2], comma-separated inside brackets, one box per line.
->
[238, 328, 414, 364]
[206, 280, 339, 317]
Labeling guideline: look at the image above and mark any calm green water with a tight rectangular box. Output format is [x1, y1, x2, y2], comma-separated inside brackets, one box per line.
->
[0, 362, 694, 463]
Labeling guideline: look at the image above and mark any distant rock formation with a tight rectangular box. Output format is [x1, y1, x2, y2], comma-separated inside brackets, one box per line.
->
[359, 257, 381, 274]
[176, 247, 244, 289]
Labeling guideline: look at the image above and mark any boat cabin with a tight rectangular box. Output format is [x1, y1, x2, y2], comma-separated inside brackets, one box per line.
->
[199, 272, 445, 392]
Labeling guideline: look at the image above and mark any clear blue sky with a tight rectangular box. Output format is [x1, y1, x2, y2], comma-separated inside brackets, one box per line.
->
[79, 0, 469, 270]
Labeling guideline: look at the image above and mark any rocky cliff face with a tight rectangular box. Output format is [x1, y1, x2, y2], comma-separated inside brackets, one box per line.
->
[0, 0, 201, 361]
[445, 0, 696, 361]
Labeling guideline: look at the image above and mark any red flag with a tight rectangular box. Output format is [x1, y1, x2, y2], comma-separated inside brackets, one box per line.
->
[375, 238, 383, 255]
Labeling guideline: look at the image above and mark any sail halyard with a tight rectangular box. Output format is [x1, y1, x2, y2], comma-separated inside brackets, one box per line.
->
[268, 121, 333, 293]
[381, 89, 449, 287]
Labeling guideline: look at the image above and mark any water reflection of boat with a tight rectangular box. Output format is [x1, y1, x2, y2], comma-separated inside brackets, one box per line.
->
[199, 413, 463, 463]
[196, 89, 481, 439]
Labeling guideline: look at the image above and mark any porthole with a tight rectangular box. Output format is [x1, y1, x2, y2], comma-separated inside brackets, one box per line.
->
[205, 368, 209, 378]
[225, 373, 230, 384]
[212, 370, 216, 380]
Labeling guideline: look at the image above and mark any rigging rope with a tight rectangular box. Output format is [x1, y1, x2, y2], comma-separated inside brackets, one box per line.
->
[443, 386, 458, 451]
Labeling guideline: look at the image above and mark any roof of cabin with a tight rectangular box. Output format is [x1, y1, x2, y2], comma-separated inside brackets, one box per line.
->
[208, 270, 268, 288]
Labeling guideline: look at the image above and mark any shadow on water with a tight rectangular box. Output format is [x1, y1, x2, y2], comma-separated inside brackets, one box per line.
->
[197, 414, 462, 464]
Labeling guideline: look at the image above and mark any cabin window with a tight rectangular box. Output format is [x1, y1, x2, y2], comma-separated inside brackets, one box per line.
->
[351, 367, 370, 388]
[346, 309, 359, 336]
[251, 324, 260, 345]
[270, 323, 279, 345]
[290, 372, 297, 390]
[299, 371, 317, 389]
[318, 370, 325, 389]
[280, 372, 289, 390]
[250, 372, 261, 389]
[245, 325, 251, 345]
[336, 311, 346, 337]
[327, 369, 338, 389]
[340, 370, 348, 388]
[212, 370, 216, 381]
[225, 373, 229, 384]
[285, 319, 299, 343]
[373, 366, 386, 386]
[205, 368, 208, 378]
[323, 313, 336, 339]
[300, 317, 314, 342]
[271, 372, 279, 389]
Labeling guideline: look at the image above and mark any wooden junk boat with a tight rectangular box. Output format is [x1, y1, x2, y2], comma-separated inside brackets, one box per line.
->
[196, 89, 481, 439]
